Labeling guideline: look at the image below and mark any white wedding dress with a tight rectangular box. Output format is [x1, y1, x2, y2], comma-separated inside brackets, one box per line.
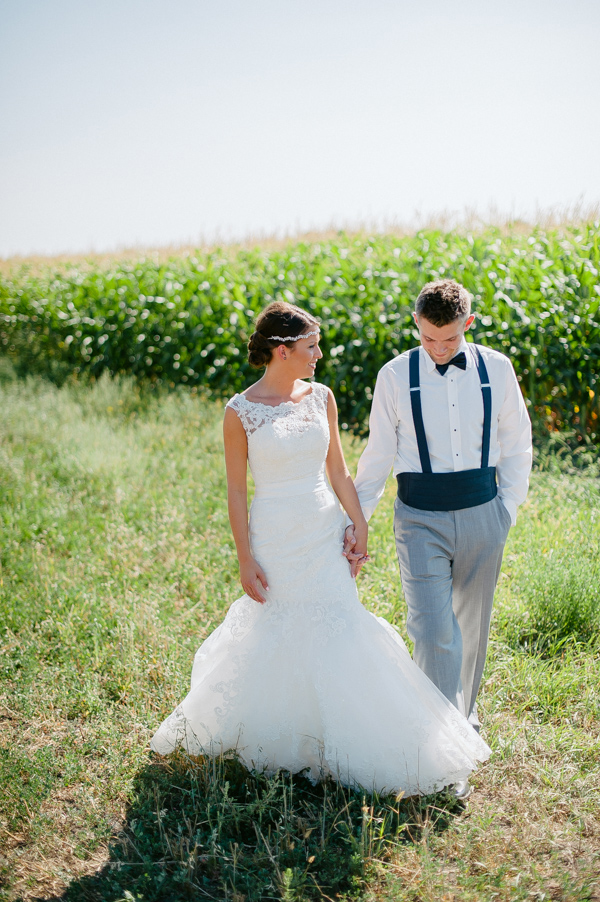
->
[151, 382, 490, 795]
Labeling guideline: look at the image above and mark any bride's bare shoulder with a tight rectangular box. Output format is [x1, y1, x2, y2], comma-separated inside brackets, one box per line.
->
[240, 386, 265, 403]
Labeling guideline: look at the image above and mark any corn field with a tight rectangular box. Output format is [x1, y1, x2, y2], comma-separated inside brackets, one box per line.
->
[1, 224, 599, 439]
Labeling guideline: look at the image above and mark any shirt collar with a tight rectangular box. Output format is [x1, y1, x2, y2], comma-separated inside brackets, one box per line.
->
[420, 337, 473, 373]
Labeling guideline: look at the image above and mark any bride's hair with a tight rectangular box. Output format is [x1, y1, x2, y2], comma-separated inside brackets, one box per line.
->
[248, 301, 320, 368]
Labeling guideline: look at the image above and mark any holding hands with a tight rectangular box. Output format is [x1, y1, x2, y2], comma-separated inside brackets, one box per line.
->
[343, 523, 370, 578]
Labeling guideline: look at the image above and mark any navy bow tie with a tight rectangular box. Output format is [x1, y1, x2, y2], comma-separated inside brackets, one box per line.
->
[436, 351, 467, 376]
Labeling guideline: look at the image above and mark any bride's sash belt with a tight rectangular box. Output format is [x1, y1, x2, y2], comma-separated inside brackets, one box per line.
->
[396, 466, 497, 512]
[253, 473, 330, 501]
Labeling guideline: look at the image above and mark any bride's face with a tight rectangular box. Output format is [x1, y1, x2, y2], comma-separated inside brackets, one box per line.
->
[288, 330, 323, 377]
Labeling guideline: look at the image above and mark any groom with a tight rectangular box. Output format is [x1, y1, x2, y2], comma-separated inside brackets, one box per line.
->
[347, 279, 532, 741]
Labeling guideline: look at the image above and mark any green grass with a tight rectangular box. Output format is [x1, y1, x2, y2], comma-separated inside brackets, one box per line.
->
[1, 372, 599, 901]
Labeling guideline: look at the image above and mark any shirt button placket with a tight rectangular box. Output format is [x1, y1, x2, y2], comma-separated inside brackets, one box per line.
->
[448, 376, 462, 470]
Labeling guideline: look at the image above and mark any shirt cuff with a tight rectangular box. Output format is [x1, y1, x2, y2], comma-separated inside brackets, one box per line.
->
[499, 497, 517, 527]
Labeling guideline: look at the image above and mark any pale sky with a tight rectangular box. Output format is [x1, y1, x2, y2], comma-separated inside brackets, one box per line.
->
[1, 0, 599, 257]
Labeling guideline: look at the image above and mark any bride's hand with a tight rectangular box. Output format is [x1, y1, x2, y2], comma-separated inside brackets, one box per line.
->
[346, 524, 370, 579]
[343, 525, 356, 556]
[240, 558, 269, 604]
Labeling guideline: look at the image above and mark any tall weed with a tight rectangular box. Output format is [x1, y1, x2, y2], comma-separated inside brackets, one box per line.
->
[505, 554, 600, 654]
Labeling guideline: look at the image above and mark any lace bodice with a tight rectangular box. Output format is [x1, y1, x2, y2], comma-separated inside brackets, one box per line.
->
[226, 382, 330, 493]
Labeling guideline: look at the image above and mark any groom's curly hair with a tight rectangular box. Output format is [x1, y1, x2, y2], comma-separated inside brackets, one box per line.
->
[415, 280, 472, 326]
[248, 301, 320, 368]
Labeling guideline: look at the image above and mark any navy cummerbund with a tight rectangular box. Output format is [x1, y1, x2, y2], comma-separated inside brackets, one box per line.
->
[396, 466, 497, 512]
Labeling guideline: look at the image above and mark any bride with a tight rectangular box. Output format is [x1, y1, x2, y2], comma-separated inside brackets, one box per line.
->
[151, 301, 490, 795]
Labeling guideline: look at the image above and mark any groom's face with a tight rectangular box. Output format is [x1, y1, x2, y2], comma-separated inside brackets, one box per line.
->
[413, 313, 475, 365]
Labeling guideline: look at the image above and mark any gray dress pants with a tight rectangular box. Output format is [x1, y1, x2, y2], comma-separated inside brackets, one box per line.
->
[393, 494, 511, 728]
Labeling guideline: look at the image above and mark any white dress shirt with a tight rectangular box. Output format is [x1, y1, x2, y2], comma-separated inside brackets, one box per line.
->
[354, 339, 532, 526]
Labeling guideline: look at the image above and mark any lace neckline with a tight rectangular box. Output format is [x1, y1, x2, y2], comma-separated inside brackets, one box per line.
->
[236, 385, 314, 410]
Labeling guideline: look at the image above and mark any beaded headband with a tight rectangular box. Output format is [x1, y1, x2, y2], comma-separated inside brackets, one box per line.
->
[265, 329, 320, 342]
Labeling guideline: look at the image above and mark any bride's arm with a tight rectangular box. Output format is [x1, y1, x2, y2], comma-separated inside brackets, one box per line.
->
[324, 389, 369, 567]
[223, 408, 269, 604]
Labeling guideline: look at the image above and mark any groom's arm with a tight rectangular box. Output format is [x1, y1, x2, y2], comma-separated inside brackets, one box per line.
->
[495, 358, 533, 526]
[352, 365, 400, 522]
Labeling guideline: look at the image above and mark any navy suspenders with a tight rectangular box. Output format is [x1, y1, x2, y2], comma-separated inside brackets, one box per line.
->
[397, 345, 498, 512]
[478, 348, 492, 470]
[408, 349, 433, 473]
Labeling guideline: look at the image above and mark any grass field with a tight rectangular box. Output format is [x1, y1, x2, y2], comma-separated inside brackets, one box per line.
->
[1, 369, 599, 901]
